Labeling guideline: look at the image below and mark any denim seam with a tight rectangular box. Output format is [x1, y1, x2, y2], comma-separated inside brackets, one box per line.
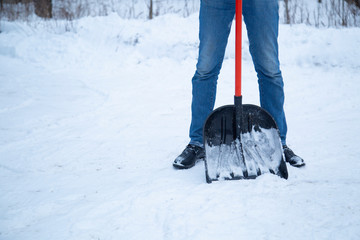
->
[259, 76, 264, 107]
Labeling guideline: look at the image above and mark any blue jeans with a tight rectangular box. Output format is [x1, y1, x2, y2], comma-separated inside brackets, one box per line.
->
[189, 0, 287, 147]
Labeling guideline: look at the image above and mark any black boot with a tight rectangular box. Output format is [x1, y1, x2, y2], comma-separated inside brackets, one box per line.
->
[173, 144, 205, 169]
[283, 145, 305, 167]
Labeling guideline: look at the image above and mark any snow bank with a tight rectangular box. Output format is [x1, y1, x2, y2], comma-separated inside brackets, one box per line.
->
[0, 13, 360, 240]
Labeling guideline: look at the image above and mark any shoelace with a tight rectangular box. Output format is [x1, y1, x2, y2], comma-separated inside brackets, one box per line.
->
[186, 144, 203, 155]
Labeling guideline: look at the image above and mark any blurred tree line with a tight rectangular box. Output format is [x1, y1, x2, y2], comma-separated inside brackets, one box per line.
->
[1, 0, 359, 27]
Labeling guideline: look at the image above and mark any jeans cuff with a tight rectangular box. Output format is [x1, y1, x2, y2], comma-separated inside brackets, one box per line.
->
[189, 140, 204, 148]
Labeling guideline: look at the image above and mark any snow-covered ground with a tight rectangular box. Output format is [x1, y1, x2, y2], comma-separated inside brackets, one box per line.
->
[1, 13, 360, 240]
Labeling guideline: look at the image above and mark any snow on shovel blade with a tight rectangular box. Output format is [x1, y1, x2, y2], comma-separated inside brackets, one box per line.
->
[203, 104, 288, 183]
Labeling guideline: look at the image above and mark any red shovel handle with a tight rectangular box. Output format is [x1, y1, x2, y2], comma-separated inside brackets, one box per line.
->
[235, 0, 242, 97]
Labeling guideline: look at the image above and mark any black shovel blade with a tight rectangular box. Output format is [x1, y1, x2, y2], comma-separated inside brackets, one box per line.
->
[203, 104, 288, 183]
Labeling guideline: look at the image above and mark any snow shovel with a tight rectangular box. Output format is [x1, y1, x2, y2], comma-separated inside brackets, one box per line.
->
[203, 0, 288, 183]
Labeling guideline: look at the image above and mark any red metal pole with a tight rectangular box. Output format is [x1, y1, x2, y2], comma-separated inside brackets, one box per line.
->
[235, 0, 242, 97]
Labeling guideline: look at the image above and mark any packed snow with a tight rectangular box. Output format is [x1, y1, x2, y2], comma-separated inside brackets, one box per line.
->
[1, 12, 360, 240]
[205, 127, 285, 181]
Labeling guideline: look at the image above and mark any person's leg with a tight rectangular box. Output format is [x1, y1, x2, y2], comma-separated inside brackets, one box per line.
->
[242, 0, 287, 145]
[189, 0, 236, 147]
[174, 0, 235, 169]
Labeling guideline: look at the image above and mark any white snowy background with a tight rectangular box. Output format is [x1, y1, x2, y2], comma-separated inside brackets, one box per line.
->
[1, 7, 360, 240]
